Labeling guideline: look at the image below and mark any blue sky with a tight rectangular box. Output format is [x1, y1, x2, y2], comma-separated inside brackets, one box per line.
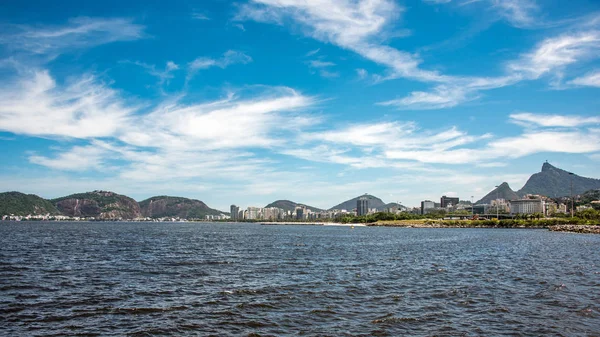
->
[1, 0, 599, 211]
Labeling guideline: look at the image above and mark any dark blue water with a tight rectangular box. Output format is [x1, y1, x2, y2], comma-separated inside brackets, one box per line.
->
[1, 222, 599, 336]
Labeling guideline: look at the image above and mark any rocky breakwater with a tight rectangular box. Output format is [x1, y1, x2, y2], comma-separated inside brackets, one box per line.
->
[548, 225, 600, 234]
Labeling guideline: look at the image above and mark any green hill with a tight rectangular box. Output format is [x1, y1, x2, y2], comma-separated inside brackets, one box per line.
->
[329, 194, 386, 211]
[139, 196, 225, 219]
[264, 200, 323, 212]
[0, 191, 60, 216]
[52, 190, 141, 219]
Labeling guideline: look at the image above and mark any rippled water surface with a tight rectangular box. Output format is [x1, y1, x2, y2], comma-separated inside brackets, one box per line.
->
[1, 222, 600, 336]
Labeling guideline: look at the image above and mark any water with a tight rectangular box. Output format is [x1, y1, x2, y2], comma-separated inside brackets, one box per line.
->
[1, 222, 599, 336]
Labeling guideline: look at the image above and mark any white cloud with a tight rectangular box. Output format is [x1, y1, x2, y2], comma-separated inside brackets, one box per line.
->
[379, 85, 474, 109]
[307, 59, 339, 78]
[28, 144, 108, 171]
[239, 0, 600, 110]
[309, 60, 335, 68]
[507, 32, 600, 80]
[237, 0, 446, 83]
[569, 70, 600, 87]
[305, 48, 320, 57]
[510, 112, 600, 127]
[0, 70, 134, 138]
[187, 50, 252, 80]
[0, 17, 145, 55]
[387, 27, 600, 109]
[119, 86, 315, 151]
[192, 12, 210, 20]
[128, 60, 180, 85]
[490, 0, 539, 28]
[384, 129, 600, 164]
[14, 77, 319, 189]
[278, 115, 600, 167]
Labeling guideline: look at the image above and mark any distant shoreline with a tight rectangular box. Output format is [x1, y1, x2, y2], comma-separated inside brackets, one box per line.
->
[2, 220, 599, 234]
[258, 222, 366, 226]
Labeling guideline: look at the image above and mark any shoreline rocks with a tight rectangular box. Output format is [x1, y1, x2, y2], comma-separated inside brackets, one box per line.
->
[548, 225, 600, 234]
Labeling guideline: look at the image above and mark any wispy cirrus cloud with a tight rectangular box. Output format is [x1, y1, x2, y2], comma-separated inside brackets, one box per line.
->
[507, 31, 600, 80]
[0, 69, 135, 139]
[569, 70, 600, 87]
[0, 17, 145, 56]
[236, 0, 447, 83]
[187, 50, 252, 80]
[0, 67, 316, 175]
[125, 60, 180, 85]
[386, 20, 600, 109]
[238, 0, 600, 110]
[489, 0, 539, 28]
[29, 144, 109, 171]
[510, 112, 600, 128]
[191, 11, 210, 20]
[426, 0, 540, 28]
[119, 86, 315, 151]
[307, 59, 339, 78]
[305, 48, 320, 57]
[280, 112, 600, 167]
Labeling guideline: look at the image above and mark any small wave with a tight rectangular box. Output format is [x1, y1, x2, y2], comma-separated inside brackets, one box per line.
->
[309, 309, 336, 315]
[112, 306, 189, 314]
[204, 260, 234, 265]
[575, 306, 598, 317]
[236, 302, 276, 309]
[0, 306, 25, 314]
[488, 306, 510, 313]
[372, 316, 419, 324]
[219, 320, 275, 328]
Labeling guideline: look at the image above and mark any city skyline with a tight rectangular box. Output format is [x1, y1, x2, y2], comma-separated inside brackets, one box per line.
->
[1, 0, 600, 211]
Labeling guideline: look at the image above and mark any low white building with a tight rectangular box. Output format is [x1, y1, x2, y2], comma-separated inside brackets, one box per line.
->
[509, 199, 545, 215]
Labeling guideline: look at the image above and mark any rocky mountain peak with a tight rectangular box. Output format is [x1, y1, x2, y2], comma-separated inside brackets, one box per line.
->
[541, 161, 557, 172]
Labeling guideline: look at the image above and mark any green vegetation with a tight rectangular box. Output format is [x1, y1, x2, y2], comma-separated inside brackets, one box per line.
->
[51, 191, 121, 205]
[264, 200, 323, 213]
[338, 212, 424, 224]
[338, 210, 600, 227]
[329, 194, 387, 212]
[0, 192, 59, 216]
[139, 196, 225, 218]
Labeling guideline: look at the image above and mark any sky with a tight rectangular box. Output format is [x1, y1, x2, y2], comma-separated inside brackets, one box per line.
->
[1, 0, 600, 211]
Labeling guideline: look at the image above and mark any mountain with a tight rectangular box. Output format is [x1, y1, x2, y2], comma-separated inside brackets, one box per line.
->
[518, 162, 600, 198]
[382, 202, 407, 210]
[52, 190, 141, 219]
[329, 194, 386, 211]
[139, 196, 225, 219]
[476, 182, 520, 204]
[0, 192, 60, 216]
[264, 200, 323, 213]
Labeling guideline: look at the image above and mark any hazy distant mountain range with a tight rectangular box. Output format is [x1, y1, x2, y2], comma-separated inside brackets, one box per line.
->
[2, 162, 599, 219]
